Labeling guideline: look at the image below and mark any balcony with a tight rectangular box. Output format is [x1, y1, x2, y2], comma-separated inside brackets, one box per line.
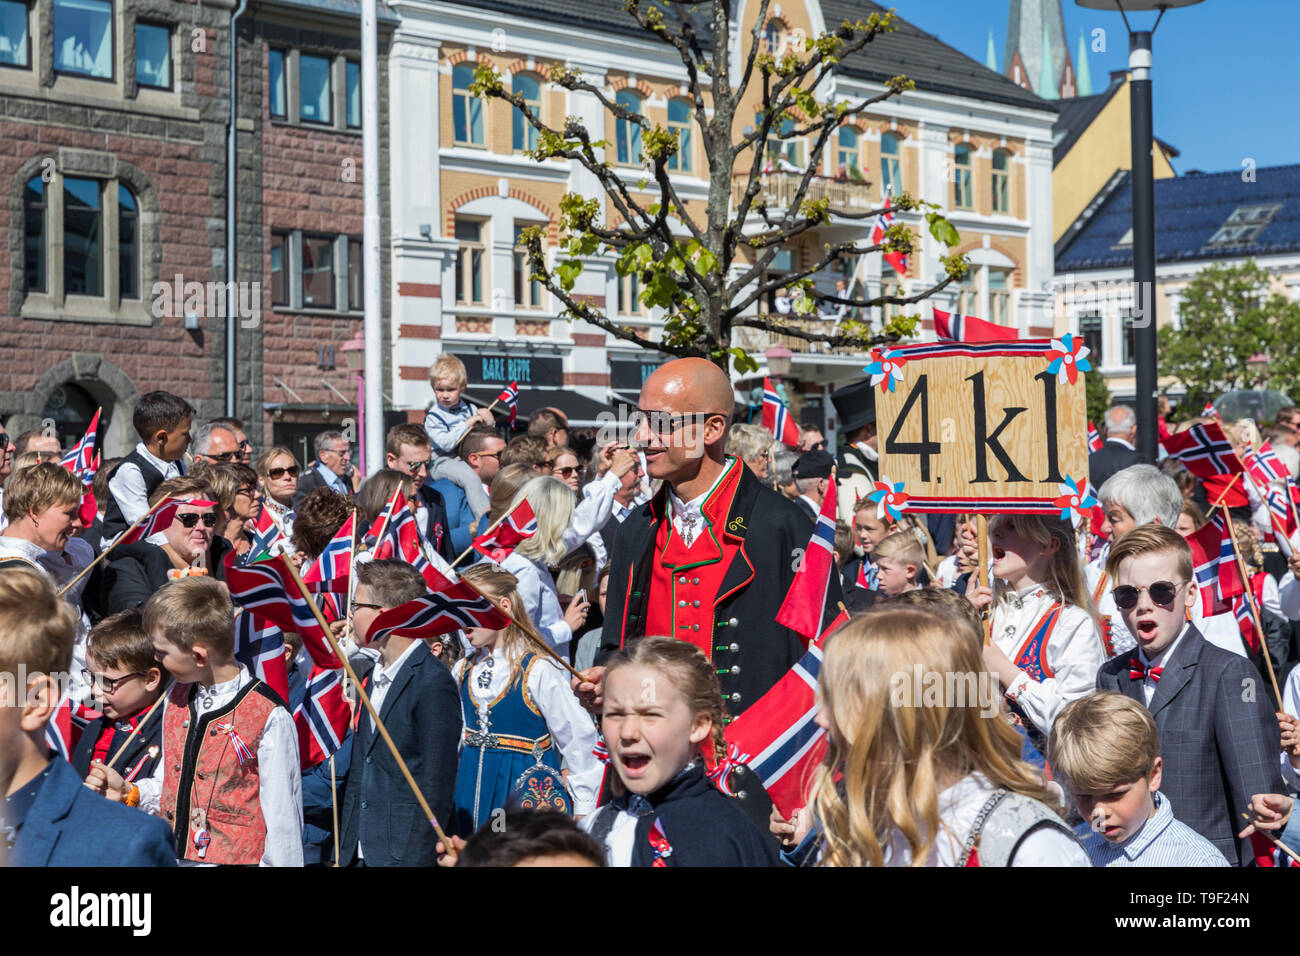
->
[731, 171, 875, 216]
[734, 315, 873, 359]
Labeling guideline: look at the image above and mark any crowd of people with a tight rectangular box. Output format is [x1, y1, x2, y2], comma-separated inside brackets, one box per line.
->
[1, 352, 1298, 868]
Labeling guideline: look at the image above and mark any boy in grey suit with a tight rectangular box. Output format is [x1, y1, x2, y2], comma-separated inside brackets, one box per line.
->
[1097, 525, 1285, 865]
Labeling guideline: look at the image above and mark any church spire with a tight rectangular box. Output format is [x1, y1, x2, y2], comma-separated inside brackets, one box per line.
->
[986, 29, 998, 72]
[1039, 19, 1057, 99]
[1076, 29, 1093, 96]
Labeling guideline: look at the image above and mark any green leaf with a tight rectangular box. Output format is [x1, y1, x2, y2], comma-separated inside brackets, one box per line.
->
[926, 211, 961, 247]
[730, 348, 759, 375]
[555, 260, 583, 291]
[695, 247, 718, 275]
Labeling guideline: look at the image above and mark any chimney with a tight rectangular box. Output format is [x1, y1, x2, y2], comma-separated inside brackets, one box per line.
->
[1109, 69, 1128, 86]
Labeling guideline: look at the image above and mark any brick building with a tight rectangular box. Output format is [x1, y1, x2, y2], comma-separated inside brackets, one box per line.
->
[0, 0, 393, 466]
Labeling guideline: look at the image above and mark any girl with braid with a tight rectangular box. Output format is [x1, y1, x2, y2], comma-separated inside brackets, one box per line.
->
[581, 636, 779, 866]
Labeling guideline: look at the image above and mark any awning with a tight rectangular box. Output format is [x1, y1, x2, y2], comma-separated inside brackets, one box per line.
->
[463, 388, 618, 428]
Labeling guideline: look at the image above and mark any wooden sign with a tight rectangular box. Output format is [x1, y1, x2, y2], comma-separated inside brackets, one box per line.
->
[871, 339, 1090, 516]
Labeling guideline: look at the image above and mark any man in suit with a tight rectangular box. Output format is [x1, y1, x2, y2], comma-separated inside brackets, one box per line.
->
[1, 567, 176, 866]
[292, 430, 357, 510]
[384, 423, 454, 562]
[791, 449, 834, 525]
[1090, 404, 1142, 489]
[338, 560, 460, 866]
[431, 424, 505, 554]
[1096, 525, 1285, 865]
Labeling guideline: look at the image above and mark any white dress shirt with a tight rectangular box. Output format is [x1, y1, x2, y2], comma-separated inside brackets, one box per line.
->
[367, 639, 423, 731]
[501, 551, 572, 658]
[1135, 623, 1190, 707]
[882, 771, 1090, 867]
[992, 584, 1105, 737]
[136, 666, 303, 867]
[666, 466, 729, 549]
[105, 442, 184, 533]
[564, 471, 621, 555]
[453, 645, 601, 815]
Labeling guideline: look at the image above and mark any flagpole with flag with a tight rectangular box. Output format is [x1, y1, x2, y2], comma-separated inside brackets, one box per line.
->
[1204, 409, 1297, 551]
[1220, 511, 1284, 706]
[279, 554, 457, 858]
[56, 496, 173, 597]
[775, 468, 839, 641]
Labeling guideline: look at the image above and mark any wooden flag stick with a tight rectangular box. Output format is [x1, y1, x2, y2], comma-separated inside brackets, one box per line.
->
[1221, 513, 1284, 706]
[455, 574, 587, 684]
[58, 497, 169, 597]
[977, 514, 991, 645]
[449, 509, 510, 569]
[1242, 813, 1300, 865]
[281, 556, 456, 857]
[330, 755, 341, 868]
[103, 684, 170, 771]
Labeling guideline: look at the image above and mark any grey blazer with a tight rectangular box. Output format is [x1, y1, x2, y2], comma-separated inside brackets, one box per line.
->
[1097, 626, 1285, 865]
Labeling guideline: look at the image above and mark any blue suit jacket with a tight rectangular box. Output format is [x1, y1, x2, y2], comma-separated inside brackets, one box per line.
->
[12, 757, 177, 867]
[430, 478, 478, 555]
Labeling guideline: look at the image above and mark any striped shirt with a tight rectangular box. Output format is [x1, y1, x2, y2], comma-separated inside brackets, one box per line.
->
[1074, 792, 1229, 867]
[423, 400, 476, 457]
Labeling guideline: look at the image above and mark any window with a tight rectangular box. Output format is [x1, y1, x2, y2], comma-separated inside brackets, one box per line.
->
[118, 184, 137, 298]
[988, 268, 1010, 326]
[992, 149, 1010, 214]
[881, 260, 905, 325]
[455, 219, 484, 304]
[54, 0, 112, 79]
[453, 64, 483, 145]
[0, 0, 30, 68]
[881, 133, 901, 197]
[345, 61, 360, 129]
[301, 234, 335, 308]
[270, 232, 288, 306]
[513, 224, 543, 309]
[512, 73, 541, 152]
[953, 144, 973, 209]
[1079, 313, 1102, 362]
[268, 49, 286, 118]
[64, 177, 102, 296]
[777, 116, 803, 168]
[348, 237, 363, 310]
[615, 90, 643, 165]
[617, 270, 643, 315]
[764, 21, 782, 55]
[24, 176, 44, 293]
[954, 268, 977, 316]
[299, 54, 332, 124]
[135, 21, 170, 90]
[667, 99, 692, 173]
[1122, 311, 1136, 365]
[1206, 203, 1283, 248]
[835, 126, 859, 179]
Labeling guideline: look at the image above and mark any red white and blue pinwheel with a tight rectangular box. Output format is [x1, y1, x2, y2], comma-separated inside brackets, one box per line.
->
[863, 348, 906, 393]
[867, 478, 909, 523]
[1045, 334, 1091, 385]
[1052, 476, 1097, 526]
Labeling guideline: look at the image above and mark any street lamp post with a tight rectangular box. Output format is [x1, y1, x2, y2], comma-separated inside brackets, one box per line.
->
[1075, 0, 1203, 462]
[341, 331, 366, 475]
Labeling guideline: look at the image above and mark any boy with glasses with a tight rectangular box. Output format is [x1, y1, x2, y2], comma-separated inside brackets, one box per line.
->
[1097, 524, 1284, 864]
[77, 609, 167, 790]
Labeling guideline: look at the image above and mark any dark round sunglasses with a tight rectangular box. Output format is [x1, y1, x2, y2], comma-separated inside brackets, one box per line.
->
[1112, 580, 1185, 610]
[176, 512, 218, 529]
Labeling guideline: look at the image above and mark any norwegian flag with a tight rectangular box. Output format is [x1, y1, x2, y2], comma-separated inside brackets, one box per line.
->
[302, 513, 354, 593]
[761, 377, 800, 447]
[472, 499, 538, 563]
[233, 610, 290, 704]
[1203, 402, 1217, 417]
[1164, 422, 1243, 479]
[245, 505, 287, 563]
[775, 476, 838, 641]
[60, 408, 100, 486]
[870, 202, 908, 276]
[1244, 442, 1288, 487]
[316, 590, 345, 624]
[1251, 831, 1300, 868]
[369, 495, 452, 590]
[723, 610, 848, 818]
[364, 581, 510, 645]
[45, 697, 100, 762]
[1233, 593, 1262, 656]
[932, 307, 1018, 343]
[118, 497, 217, 546]
[495, 381, 519, 427]
[1088, 422, 1105, 453]
[222, 551, 341, 669]
[1267, 486, 1297, 554]
[1185, 513, 1245, 616]
[78, 486, 98, 528]
[293, 665, 350, 769]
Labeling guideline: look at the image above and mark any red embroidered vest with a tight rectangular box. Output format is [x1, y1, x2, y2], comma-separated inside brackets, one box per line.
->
[159, 679, 279, 864]
[643, 459, 746, 660]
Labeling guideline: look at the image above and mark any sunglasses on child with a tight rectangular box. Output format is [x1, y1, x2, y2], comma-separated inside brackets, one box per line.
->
[1111, 580, 1188, 610]
[267, 466, 300, 479]
[176, 512, 218, 529]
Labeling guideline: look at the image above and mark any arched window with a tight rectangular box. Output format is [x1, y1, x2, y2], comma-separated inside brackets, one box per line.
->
[953, 143, 973, 210]
[881, 132, 901, 197]
[992, 148, 1010, 214]
[118, 184, 138, 299]
[453, 63, 483, 146]
[765, 21, 783, 55]
[835, 126, 859, 179]
[615, 89, 643, 165]
[667, 99, 692, 173]
[512, 73, 541, 152]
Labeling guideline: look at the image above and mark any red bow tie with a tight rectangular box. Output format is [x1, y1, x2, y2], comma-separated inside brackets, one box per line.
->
[1130, 661, 1163, 682]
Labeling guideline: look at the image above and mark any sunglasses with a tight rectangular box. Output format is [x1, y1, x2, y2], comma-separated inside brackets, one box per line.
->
[555, 466, 581, 478]
[176, 512, 218, 529]
[267, 466, 300, 480]
[0, 433, 9, 451]
[401, 460, 428, 475]
[1112, 580, 1187, 610]
[207, 451, 240, 463]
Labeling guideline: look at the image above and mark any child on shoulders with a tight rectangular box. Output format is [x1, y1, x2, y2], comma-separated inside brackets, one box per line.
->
[423, 354, 495, 520]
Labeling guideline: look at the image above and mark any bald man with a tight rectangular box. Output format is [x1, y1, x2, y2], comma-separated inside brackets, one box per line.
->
[579, 358, 841, 787]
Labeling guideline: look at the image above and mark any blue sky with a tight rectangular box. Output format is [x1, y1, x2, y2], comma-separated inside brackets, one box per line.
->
[888, 0, 1299, 174]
